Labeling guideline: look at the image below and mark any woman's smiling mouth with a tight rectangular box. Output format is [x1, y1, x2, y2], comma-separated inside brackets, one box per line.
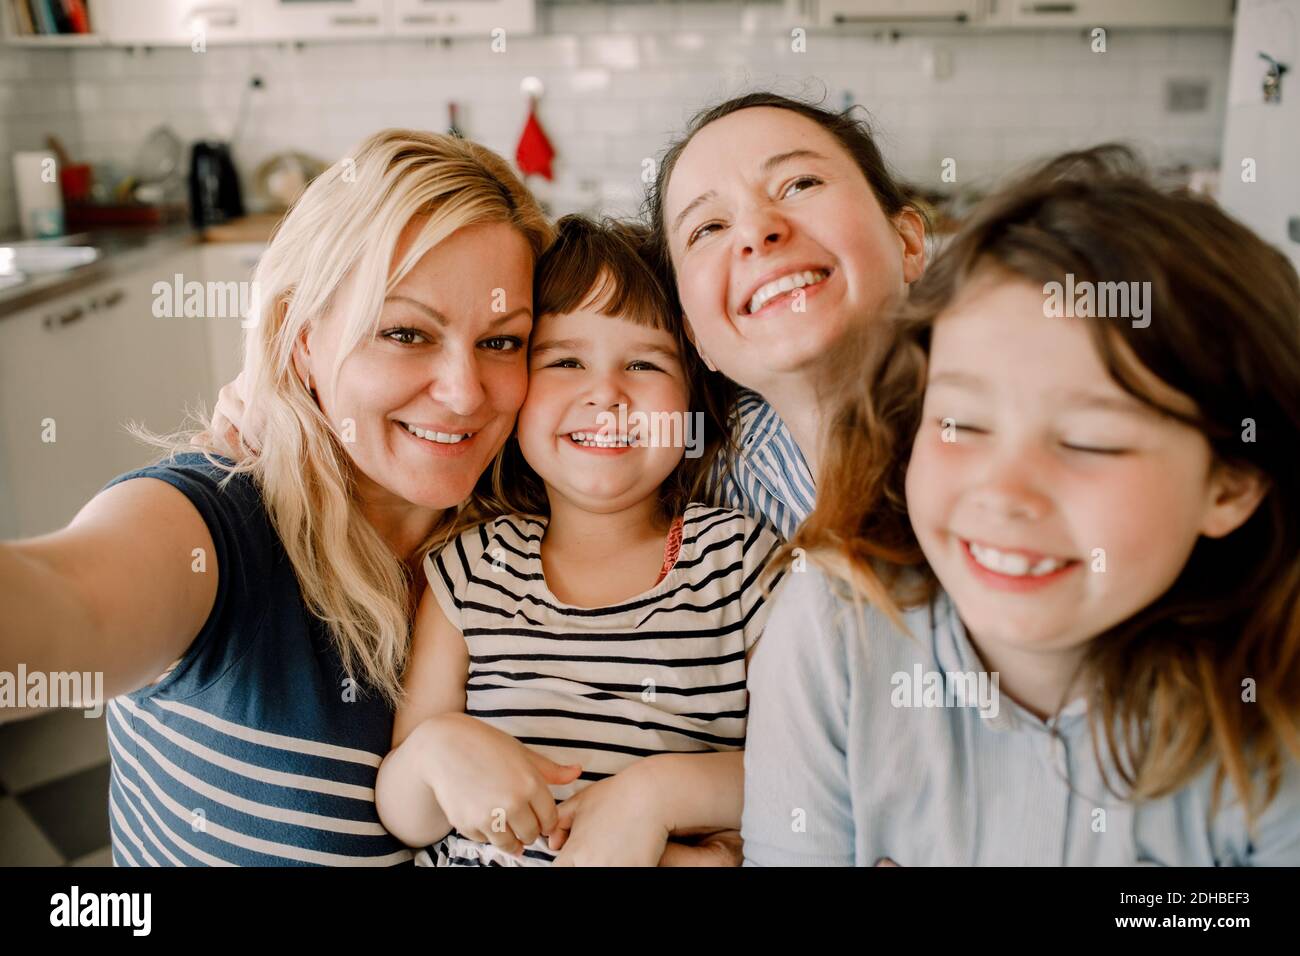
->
[740, 266, 833, 316]
[396, 420, 480, 455]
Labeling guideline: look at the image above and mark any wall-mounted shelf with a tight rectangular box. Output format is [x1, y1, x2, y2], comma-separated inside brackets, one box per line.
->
[3, 0, 538, 47]
[1, 0, 105, 46]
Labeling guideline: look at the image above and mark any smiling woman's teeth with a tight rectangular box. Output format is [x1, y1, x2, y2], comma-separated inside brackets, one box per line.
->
[404, 423, 471, 444]
[747, 269, 828, 314]
[569, 431, 630, 448]
[969, 542, 1067, 577]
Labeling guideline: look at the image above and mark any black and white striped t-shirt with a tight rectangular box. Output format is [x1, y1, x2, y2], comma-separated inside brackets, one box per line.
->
[421, 503, 784, 866]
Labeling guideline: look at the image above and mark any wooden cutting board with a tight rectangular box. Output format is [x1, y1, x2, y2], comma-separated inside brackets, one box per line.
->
[202, 213, 283, 244]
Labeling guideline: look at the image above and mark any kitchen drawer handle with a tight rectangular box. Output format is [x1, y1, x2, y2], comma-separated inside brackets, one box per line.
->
[332, 15, 380, 27]
[43, 305, 85, 330]
[404, 13, 458, 24]
[836, 12, 969, 22]
[192, 6, 239, 27]
[1021, 2, 1078, 12]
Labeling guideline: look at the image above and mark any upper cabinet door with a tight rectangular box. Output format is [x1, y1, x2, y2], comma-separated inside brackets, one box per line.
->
[993, 0, 1233, 29]
[95, 0, 252, 46]
[391, 0, 534, 37]
[811, 0, 978, 28]
[248, 0, 390, 40]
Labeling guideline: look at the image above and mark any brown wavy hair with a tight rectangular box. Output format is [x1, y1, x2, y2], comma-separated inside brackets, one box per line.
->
[467, 214, 734, 526]
[779, 144, 1300, 825]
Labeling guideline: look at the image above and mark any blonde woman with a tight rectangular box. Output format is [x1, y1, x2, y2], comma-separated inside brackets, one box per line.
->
[0, 130, 551, 866]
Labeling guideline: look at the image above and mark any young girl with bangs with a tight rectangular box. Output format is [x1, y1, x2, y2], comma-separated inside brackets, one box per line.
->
[742, 146, 1300, 866]
[377, 216, 783, 866]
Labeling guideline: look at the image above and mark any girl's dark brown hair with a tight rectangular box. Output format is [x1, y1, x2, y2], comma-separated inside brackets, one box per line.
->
[787, 144, 1300, 824]
[474, 214, 734, 525]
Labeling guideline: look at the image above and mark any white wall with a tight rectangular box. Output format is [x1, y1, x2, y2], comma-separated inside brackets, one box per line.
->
[3, 2, 1232, 229]
[1217, 0, 1300, 272]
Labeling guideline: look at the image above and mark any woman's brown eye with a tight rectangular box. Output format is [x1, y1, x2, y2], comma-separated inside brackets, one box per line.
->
[785, 177, 821, 197]
[689, 223, 721, 245]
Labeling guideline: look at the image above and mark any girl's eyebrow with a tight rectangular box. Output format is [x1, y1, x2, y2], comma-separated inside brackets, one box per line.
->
[1058, 390, 1156, 417]
[531, 337, 585, 355]
[931, 371, 1158, 418]
[532, 337, 678, 360]
[671, 149, 831, 236]
[634, 341, 680, 360]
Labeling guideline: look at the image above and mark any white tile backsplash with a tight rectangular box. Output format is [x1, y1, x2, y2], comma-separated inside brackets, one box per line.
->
[0, 48, 79, 235]
[1, 2, 1233, 233]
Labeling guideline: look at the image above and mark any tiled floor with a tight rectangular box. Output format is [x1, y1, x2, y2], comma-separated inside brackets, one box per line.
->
[0, 709, 113, 866]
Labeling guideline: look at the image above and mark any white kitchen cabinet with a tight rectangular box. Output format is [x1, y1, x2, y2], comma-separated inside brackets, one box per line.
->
[94, 0, 252, 46]
[102, 246, 215, 455]
[806, 0, 977, 28]
[792, 0, 1233, 30]
[988, 0, 1234, 29]
[391, 0, 535, 36]
[198, 242, 265, 391]
[0, 286, 112, 539]
[249, 0, 389, 40]
[0, 248, 214, 538]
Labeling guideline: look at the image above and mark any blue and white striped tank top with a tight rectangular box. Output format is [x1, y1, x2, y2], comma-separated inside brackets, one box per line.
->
[102, 454, 411, 866]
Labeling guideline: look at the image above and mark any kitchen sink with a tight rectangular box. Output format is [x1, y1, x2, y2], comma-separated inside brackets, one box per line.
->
[0, 243, 101, 276]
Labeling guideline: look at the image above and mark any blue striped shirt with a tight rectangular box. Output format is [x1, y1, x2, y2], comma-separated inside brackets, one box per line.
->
[709, 388, 815, 541]
[102, 454, 413, 866]
[743, 566, 1300, 866]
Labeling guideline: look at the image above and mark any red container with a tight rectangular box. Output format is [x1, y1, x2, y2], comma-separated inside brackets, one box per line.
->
[60, 164, 93, 203]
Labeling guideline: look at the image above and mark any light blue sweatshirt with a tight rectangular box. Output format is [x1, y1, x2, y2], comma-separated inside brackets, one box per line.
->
[742, 566, 1300, 866]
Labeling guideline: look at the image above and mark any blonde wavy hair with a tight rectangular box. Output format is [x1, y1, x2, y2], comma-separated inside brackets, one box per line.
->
[157, 129, 552, 706]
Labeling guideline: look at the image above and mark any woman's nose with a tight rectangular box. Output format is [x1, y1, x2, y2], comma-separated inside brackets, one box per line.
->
[427, 350, 486, 418]
[734, 205, 789, 257]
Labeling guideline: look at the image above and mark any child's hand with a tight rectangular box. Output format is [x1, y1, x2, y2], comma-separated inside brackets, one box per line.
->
[195, 371, 262, 457]
[547, 768, 670, 866]
[422, 713, 582, 858]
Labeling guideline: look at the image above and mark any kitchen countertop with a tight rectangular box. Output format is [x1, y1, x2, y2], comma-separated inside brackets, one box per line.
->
[0, 215, 281, 318]
[0, 224, 199, 318]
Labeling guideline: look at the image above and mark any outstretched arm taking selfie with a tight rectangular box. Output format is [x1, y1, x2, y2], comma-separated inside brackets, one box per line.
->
[0, 477, 217, 721]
